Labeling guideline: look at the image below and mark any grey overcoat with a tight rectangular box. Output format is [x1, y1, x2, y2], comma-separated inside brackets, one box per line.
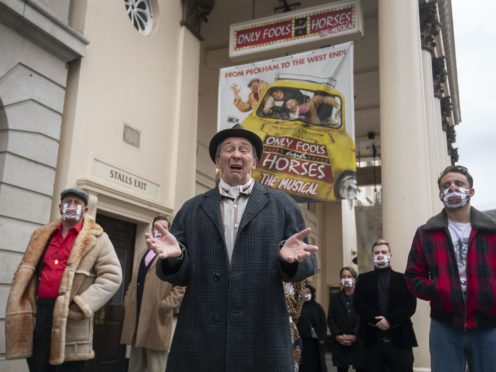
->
[157, 182, 317, 372]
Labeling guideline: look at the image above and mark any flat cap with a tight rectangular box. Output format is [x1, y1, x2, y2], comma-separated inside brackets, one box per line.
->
[60, 187, 89, 205]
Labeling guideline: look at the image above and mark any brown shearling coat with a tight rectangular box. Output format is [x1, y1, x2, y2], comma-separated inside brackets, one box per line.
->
[120, 249, 185, 351]
[5, 216, 122, 365]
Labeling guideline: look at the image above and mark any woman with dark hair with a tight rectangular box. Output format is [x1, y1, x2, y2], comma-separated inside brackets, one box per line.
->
[297, 284, 328, 372]
[327, 267, 365, 372]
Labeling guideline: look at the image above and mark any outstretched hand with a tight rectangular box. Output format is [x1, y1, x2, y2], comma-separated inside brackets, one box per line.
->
[230, 83, 241, 98]
[279, 228, 318, 263]
[145, 223, 182, 260]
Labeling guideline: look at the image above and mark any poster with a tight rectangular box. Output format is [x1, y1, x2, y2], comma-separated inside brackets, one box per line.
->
[218, 42, 356, 202]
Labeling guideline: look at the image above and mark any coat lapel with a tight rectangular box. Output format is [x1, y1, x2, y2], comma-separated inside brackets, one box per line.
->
[200, 182, 269, 242]
[200, 188, 225, 241]
[21, 220, 60, 268]
[238, 183, 269, 235]
[199, 183, 270, 253]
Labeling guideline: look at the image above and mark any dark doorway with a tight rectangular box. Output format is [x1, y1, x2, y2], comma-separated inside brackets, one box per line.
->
[83, 213, 137, 372]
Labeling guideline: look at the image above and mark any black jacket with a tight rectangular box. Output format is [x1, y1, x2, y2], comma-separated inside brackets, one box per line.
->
[353, 268, 418, 349]
[297, 299, 328, 372]
[327, 290, 365, 368]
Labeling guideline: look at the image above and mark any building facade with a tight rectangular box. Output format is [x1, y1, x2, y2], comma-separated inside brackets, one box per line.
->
[0, 0, 459, 370]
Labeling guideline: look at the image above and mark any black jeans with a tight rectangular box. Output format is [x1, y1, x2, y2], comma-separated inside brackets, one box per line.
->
[27, 299, 85, 372]
[364, 339, 414, 372]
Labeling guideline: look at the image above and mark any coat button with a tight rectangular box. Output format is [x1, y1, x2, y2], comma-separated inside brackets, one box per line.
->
[213, 273, 220, 281]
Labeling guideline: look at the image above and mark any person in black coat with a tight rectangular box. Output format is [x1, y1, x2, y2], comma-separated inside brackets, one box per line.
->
[327, 267, 365, 372]
[148, 128, 318, 372]
[297, 284, 328, 372]
[354, 239, 417, 372]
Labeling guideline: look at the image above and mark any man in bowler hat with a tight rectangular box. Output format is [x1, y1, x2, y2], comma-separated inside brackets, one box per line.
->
[146, 127, 318, 371]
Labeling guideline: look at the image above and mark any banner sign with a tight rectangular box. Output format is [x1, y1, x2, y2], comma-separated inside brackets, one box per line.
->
[229, 0, 363, 58]
[218, 43, 356, 202]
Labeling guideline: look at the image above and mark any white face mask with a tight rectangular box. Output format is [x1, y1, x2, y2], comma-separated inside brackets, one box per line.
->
[372, 254, 391, 268]
[340, 278, 354, 288]
[62, 203, 82, 221]
[442, 187, 470, 209]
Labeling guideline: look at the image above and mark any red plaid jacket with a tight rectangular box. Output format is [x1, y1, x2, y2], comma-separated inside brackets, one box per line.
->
[405, 207, 496, 330]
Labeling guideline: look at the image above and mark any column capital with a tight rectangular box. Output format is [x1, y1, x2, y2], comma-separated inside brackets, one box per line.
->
[448, 143, 459, 164]
[445, 123, 456, 143]
[432, 57, 447, 98]
[446, 121, 458, 164]
[440, 95, 459, 163]
[440, 96, 452, 130]
[181, 0, 215, 41]
[419, 2, 440, 53]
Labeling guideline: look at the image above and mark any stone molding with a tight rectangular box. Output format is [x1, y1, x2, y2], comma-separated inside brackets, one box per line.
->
[432, 56, 447, 98]
[440, 96, 452, 131]
[419, 1, 459, 164]
[181, 0, 215, 41]
[0, 0, 88, 62]
[419, 2, 440, 53]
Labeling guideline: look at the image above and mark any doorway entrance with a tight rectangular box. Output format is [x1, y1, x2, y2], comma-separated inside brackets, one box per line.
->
[83, 213, 136, 372]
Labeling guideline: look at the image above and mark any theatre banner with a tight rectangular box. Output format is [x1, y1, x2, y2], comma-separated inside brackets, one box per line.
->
[218, 42, 356, 202]
[229, 0, 363, 58]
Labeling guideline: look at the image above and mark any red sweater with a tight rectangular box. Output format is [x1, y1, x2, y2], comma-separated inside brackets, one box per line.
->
[38, 221, 84, 298]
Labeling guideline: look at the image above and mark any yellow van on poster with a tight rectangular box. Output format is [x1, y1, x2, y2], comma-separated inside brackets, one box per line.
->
[242, 75, 356, 202]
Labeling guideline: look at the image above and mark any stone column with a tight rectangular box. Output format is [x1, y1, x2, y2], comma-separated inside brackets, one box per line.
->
[322, 202, 343, 303]
[171, 0, 215, 209]
[170, 26, 201, 210]
[420, 2, 441, 215]
[422, 50, 438, 216]
[378, 1, 432, 368]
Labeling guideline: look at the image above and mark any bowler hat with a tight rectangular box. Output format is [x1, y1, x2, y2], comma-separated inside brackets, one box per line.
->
[209, 127, 263, 163]
[60, 187, 89, 205]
